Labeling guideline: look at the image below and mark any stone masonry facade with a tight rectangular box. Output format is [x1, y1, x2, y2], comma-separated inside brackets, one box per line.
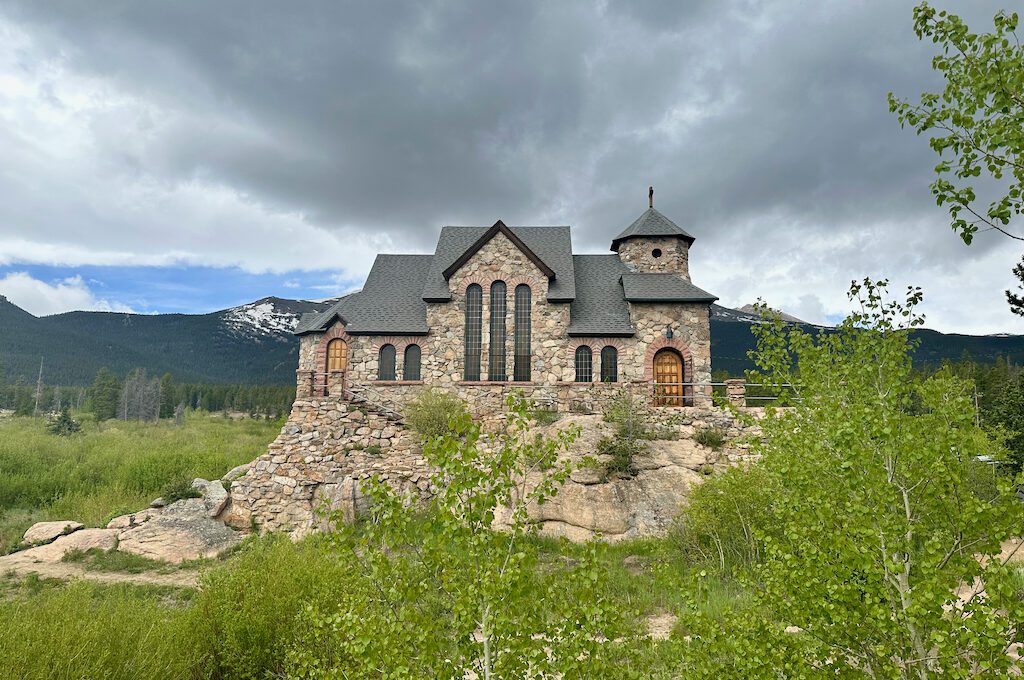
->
[296, 229, 712, 418]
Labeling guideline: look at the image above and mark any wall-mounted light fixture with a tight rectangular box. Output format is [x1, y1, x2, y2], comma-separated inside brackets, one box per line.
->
[665, 327, 674, 339]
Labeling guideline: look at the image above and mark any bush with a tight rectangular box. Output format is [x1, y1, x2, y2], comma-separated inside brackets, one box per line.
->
[531, 408, 561, 426]
[598, 436, 640, 478]
[46, 409, 81, 437]
[694, 426, 726, 450]
[405, 389, 467, 440]
[159, 477, 201, 505]
[672, 464, 777, 573]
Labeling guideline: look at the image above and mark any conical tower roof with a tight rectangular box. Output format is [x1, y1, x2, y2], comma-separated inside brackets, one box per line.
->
[610, 207, 695, 251]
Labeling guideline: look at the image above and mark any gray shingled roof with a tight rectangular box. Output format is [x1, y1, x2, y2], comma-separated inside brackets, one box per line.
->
[568, 255, 636, 336]
[610, 207, 695, 251]
[620, 273, 718, 303]
[297, 223, 717, 338]
[422, 225, 576, 302]
[294, 255, 432, 335]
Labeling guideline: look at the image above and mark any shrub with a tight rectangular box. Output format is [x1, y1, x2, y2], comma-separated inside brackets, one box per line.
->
[600, 391, 651, 477]
[531, 408, 561, 426]
[405, 389, 467, 440]
[672, 464, 777, 573]
[694, 426, 726, 450]
[364, 444, 382, 456]
[46, 409, 81, 436]
[598, 436, 640, 478]
[159, 478, 201, 505]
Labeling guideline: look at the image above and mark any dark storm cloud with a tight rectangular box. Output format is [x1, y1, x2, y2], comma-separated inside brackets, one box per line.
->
[0, 0, 1019, 331]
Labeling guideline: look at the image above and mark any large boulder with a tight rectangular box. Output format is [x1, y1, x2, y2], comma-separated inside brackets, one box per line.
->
[23, 520, 83, 546]
[117, 498, 243, 564]
[18, 528, 118, 562]
[192, 478, 229, 517]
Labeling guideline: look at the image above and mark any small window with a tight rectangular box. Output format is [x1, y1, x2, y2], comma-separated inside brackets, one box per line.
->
[326, 338, 348, 372]
[575, 346, 593, 382]
[378, 344, 396, 381]
[651, 248, 662, 258]
[404, 344, 421, 381]
[600, 346, 618, 383]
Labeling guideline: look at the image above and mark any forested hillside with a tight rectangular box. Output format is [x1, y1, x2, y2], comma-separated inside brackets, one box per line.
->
[2, 295, 1022, 386]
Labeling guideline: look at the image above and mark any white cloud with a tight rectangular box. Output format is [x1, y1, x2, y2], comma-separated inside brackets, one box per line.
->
[0, 272, 134, 316]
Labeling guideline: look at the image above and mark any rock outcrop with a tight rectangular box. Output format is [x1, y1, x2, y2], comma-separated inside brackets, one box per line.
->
[18, 528, 118, 562]
[22, 520, 83, 546]
[227, 393, 764, 541]
[8, 477, 244, 568]
[118, 498, 243, 564]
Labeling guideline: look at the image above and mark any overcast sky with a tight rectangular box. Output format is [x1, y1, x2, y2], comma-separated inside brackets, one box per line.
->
[0, 0, 1020, 334]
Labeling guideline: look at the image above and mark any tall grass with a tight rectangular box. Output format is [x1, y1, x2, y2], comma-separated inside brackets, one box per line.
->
[0, 414, 281, 552]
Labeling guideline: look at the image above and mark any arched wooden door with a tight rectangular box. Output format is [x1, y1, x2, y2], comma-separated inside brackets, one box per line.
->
[654, 349, 684, 407]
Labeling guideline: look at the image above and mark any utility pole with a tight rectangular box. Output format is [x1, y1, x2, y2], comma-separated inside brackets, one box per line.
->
[33, 357, 44, 417]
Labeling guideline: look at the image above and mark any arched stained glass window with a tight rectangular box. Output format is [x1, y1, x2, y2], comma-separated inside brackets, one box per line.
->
[464, 284, 482, 381]
[575, 346, 593, 382]
[404, 344, 421, 381]
[600, 346, 618, 383]
[513, 284, 531, 381]
[379, 344, 396, 381]
[488, 281, 507, 381]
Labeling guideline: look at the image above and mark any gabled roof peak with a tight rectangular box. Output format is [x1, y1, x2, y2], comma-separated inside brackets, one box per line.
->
[441, 220, 557, 279]
[610, 207, 695, 251]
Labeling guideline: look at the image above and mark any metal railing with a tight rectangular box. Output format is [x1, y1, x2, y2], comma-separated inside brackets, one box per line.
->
[651, 381, 799, 407]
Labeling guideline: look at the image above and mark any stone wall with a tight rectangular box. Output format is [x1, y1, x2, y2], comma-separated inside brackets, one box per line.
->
[616, 237, 690, 278]
[223, 398, 428, 536]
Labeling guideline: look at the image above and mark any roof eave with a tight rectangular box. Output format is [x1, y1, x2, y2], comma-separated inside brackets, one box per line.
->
[625, 296, 718, 304]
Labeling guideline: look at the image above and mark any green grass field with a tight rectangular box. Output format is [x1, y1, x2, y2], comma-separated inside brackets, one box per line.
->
[0, 414, 282, 553]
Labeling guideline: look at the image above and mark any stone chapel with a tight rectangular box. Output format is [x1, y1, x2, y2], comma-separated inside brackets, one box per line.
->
[292, 192, 717, 415]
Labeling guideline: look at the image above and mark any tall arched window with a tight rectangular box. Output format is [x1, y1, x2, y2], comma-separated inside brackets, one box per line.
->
[513, 284, 531, 381]
[464, 284, 482, 381]
[600, 346, 618, 383]
[378, 344, 396, 381]
[326, 338, 348, 372]
[488, 280, 507, 381]
[404, 344, 421, 381]
[575, 346, 593, 382]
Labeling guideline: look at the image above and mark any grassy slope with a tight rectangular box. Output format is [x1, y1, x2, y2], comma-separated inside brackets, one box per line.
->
[0, 414, 282, 553]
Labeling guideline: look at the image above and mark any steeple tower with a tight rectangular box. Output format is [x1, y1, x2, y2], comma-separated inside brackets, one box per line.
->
[611, 189, 695, 279]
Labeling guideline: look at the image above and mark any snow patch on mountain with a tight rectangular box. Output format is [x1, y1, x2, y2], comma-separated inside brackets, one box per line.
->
[222, 300, 301, 338]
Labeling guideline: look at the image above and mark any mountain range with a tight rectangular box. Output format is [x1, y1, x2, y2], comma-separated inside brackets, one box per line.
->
[1, 294, 1021, 386]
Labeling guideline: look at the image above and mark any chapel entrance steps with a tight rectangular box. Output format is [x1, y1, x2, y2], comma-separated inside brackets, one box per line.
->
[341, 382, 405, 424]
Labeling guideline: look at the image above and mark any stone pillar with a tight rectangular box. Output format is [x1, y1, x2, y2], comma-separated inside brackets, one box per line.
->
[326, 371, 346, 398]
[725, 379, 746, 408]
[296, 369, 314, 399]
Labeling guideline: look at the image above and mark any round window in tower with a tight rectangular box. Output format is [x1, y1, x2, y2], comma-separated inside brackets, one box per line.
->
[651, 248, 662, 258]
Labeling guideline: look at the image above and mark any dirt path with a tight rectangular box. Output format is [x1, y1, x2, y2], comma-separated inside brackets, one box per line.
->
[0, 551, 200, 588]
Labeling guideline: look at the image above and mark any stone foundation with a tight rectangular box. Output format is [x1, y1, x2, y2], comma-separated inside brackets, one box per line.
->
[225, 388, 765, 541]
